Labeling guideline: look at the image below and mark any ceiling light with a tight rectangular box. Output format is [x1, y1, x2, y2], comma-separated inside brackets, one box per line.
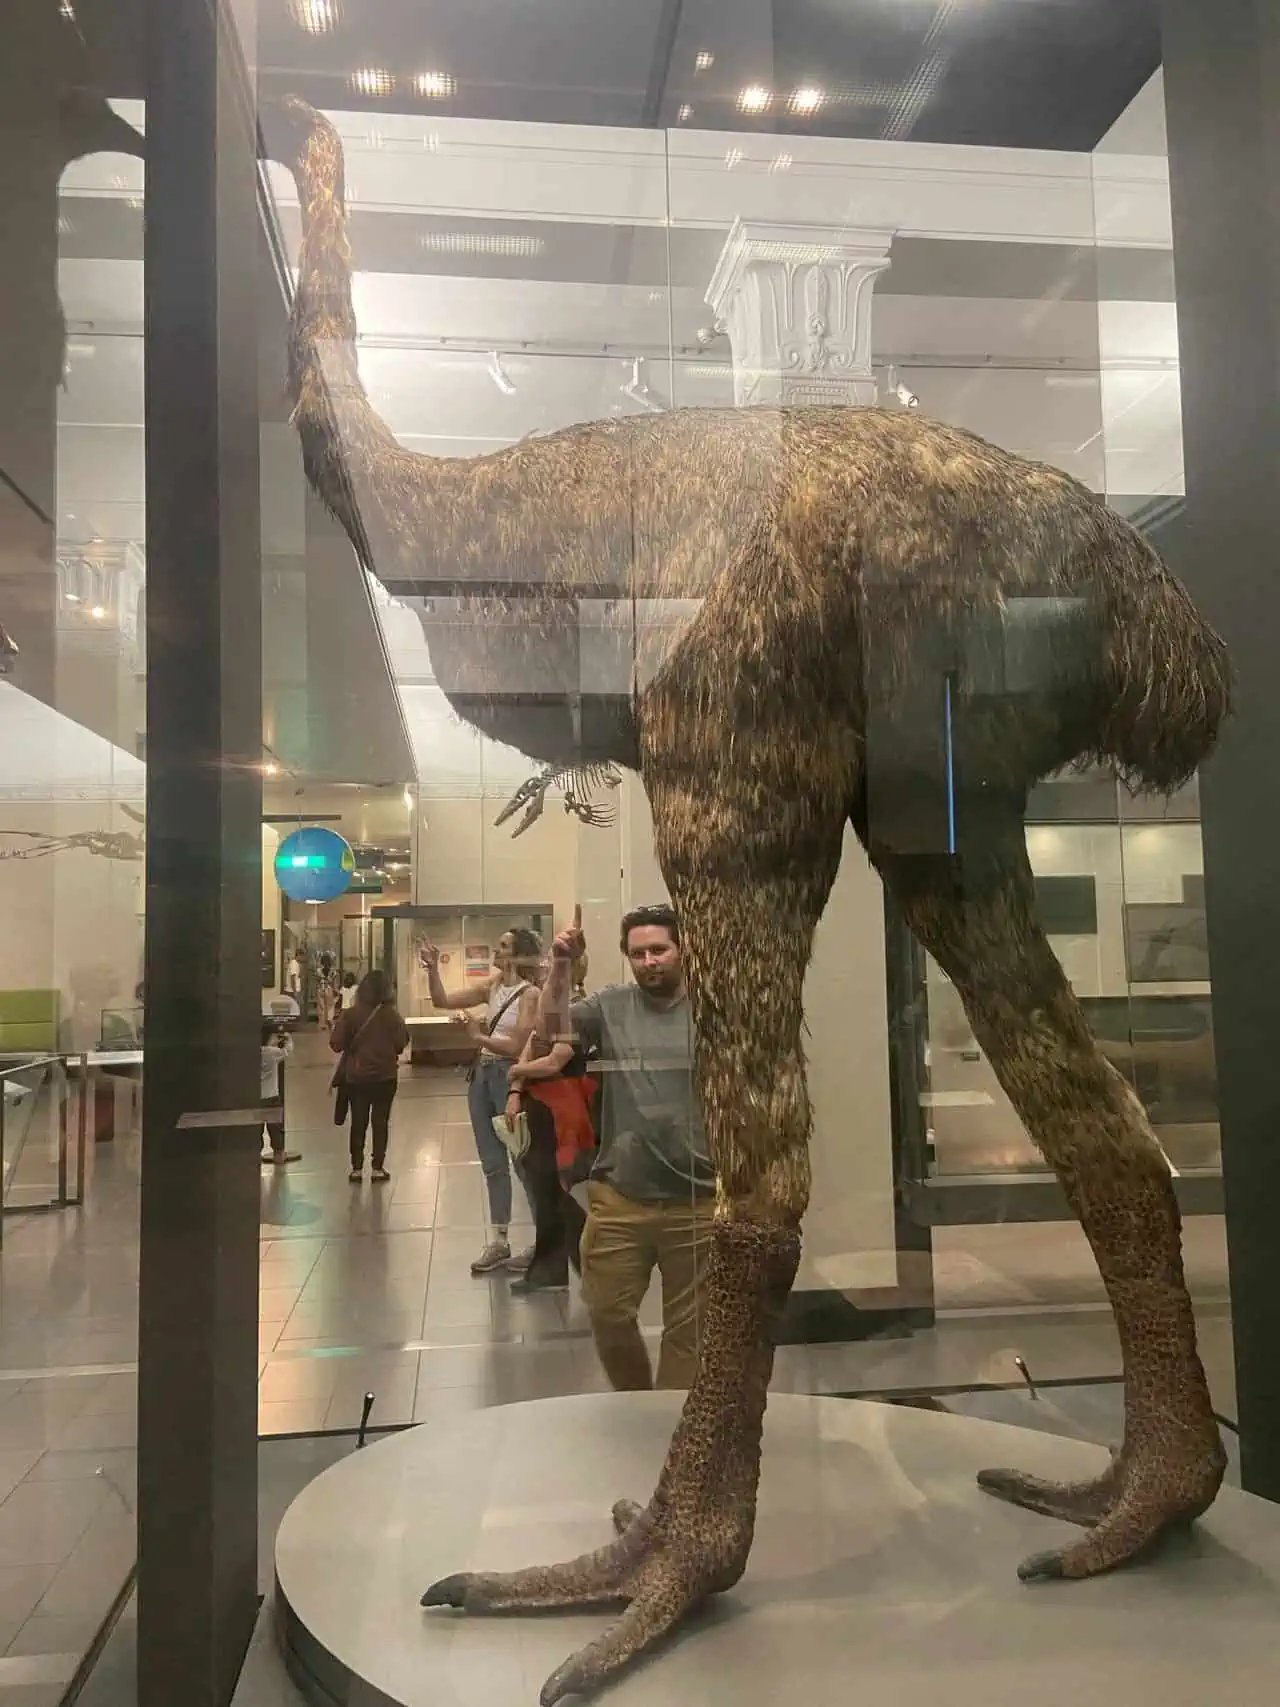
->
[263, 761, 280, 777]
[90, 605, 107, 620]
[487, 351, 517, 396]
[64, 592, 81, 604]
[790, 85, 826, 115]
[289, 0, 339, 32]
[414, 71, 456, 99]
[59, 0, 75, 19]
[350, 67, 394, 98]
[418, 231, 546, 258]
[737, 85, 772, 114]
[678, 104, 693, 122]
[695, 51, 714, 71]
[886, 367, 919, 410]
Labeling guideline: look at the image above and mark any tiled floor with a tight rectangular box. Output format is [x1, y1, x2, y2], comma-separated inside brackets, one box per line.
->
[0, 1030, 1241, 1700]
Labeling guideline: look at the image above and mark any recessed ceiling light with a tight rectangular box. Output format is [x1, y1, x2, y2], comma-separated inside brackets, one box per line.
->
[289, 0, 339, 33]
[414, 71, 456, 99]
[790, 85, 826, 115]
[263, 760, 280, 777]
[678, 104, 693, 122]
[695, 51, 714, 71]
[350, 67, 394, 98]
[64, 591, 81, 604]
[737, 84, 772, 114]
[90, 605, 107, 620]
[418, 231, 546, 258]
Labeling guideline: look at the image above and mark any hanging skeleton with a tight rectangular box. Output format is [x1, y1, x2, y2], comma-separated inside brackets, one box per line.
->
[495, 761, 622, 839]
[0, 805, 144, 862]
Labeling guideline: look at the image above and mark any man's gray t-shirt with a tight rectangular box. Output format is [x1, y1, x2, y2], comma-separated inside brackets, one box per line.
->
[572, 985, 714, 1204]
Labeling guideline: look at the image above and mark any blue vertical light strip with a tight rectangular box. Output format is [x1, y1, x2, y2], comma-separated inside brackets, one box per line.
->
[944, 675, 957, 856]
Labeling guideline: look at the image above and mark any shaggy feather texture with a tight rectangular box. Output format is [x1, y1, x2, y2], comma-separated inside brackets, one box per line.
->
[265, 95, 1231, 1706]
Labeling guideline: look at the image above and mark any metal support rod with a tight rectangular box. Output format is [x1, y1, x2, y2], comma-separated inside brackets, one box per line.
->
[76, 1053, 88, 1206]
[357, 1392, 375, 1449]
[56, 1055, 67, 1206]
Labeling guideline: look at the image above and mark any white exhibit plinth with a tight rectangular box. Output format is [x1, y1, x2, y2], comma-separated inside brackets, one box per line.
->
[275, 1391, 1280, 1707]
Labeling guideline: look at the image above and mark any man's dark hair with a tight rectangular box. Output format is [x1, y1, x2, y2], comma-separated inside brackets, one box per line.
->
[620, 903, 680, 953]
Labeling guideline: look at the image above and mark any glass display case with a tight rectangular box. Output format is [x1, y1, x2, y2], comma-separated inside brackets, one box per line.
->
[10, 0, 1279, 1701]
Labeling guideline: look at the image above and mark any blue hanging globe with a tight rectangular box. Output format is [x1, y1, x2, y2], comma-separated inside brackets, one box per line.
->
[275, 826, 356, 903]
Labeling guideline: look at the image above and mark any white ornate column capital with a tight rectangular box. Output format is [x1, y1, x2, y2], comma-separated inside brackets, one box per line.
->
[706, 219, 894, 408]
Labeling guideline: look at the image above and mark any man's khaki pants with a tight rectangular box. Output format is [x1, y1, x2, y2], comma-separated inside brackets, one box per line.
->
[579, 1178, 716, 1391]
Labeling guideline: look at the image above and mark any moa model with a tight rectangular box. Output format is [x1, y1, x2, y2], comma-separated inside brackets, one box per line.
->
[265, 96, 1231, 1707]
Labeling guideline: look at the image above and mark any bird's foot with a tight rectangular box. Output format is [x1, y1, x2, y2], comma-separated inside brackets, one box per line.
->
[980, 1422, 1226, 1580]
[423, 1217, 801, 1704]
[423, 1480, 753, 1704]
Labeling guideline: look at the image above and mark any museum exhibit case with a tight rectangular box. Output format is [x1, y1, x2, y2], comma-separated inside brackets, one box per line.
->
[4, 2, 1280, 1705]
[251, 5, 1260, 1701]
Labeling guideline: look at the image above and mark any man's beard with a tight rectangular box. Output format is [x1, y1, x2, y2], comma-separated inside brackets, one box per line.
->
[637, 965, 680, 996]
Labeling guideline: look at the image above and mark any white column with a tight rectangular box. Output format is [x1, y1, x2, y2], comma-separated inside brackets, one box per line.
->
[705, 219, 894, 408]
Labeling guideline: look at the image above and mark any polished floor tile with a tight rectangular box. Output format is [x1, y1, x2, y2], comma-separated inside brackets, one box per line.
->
[0, 1030, 1246, 1703]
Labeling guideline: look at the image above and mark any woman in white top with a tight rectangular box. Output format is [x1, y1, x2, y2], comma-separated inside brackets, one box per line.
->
[421, 929, 543, 1273]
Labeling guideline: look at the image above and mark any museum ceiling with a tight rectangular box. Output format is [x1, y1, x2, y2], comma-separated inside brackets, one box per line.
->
[70, 0, 1160, 153]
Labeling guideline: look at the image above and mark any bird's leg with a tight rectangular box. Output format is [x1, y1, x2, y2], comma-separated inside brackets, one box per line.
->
[885, 832, 1225, 1578]
[424, 753, 848, 1703]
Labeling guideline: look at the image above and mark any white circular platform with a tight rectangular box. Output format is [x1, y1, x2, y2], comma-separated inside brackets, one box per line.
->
[275, 1392, 1280, 1707]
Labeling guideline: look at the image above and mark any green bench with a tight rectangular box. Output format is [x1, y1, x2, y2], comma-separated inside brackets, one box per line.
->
[0, 990, 59, 1056]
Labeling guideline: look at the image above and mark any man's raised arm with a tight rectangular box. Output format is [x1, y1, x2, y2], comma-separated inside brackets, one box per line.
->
[539, 904, 585, 1044]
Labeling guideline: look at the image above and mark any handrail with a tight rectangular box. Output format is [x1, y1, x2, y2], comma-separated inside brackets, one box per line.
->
[0, 1052, 88, 1228]
[0, 1052, 64, 1077]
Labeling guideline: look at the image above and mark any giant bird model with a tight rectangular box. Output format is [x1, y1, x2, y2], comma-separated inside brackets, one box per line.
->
[264, 97, 1230, 1707]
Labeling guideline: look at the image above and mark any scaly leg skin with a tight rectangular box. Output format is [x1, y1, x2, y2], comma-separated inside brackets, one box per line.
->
[423, 1218, 800, 1704]
[889, 834, 1226, 1583]
[978, 1267, 1225, 1580]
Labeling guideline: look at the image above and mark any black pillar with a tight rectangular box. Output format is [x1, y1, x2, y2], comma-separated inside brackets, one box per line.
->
[1160, 1, 1280, 1501]
[139, 0, 263, 1701]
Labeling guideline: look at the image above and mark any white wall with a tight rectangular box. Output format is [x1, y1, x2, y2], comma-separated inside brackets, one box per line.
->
[0, 800, 143, 1050]
[0, 684, 145, 1050]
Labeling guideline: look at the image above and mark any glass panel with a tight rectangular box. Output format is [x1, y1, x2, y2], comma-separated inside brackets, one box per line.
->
[244, 12, 1246, 1707]
[0, 1, 145, 1678]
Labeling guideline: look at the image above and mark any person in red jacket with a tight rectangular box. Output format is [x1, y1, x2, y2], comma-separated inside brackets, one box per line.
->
[504, 1027, 597, 1294]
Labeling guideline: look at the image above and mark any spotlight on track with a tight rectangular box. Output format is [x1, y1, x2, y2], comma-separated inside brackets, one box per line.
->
[487, 350, 517, 396]
[622, 356, 665, 413]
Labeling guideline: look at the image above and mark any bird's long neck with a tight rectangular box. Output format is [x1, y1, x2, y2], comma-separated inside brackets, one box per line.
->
[283, 106, 471, 580]
[276, 103, 641, 772]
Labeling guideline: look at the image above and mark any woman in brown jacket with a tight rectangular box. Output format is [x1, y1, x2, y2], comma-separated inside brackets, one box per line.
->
[330, 969, 410, 1183]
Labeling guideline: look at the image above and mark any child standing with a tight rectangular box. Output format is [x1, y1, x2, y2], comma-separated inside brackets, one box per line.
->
[261, 1021, 300, 1164]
